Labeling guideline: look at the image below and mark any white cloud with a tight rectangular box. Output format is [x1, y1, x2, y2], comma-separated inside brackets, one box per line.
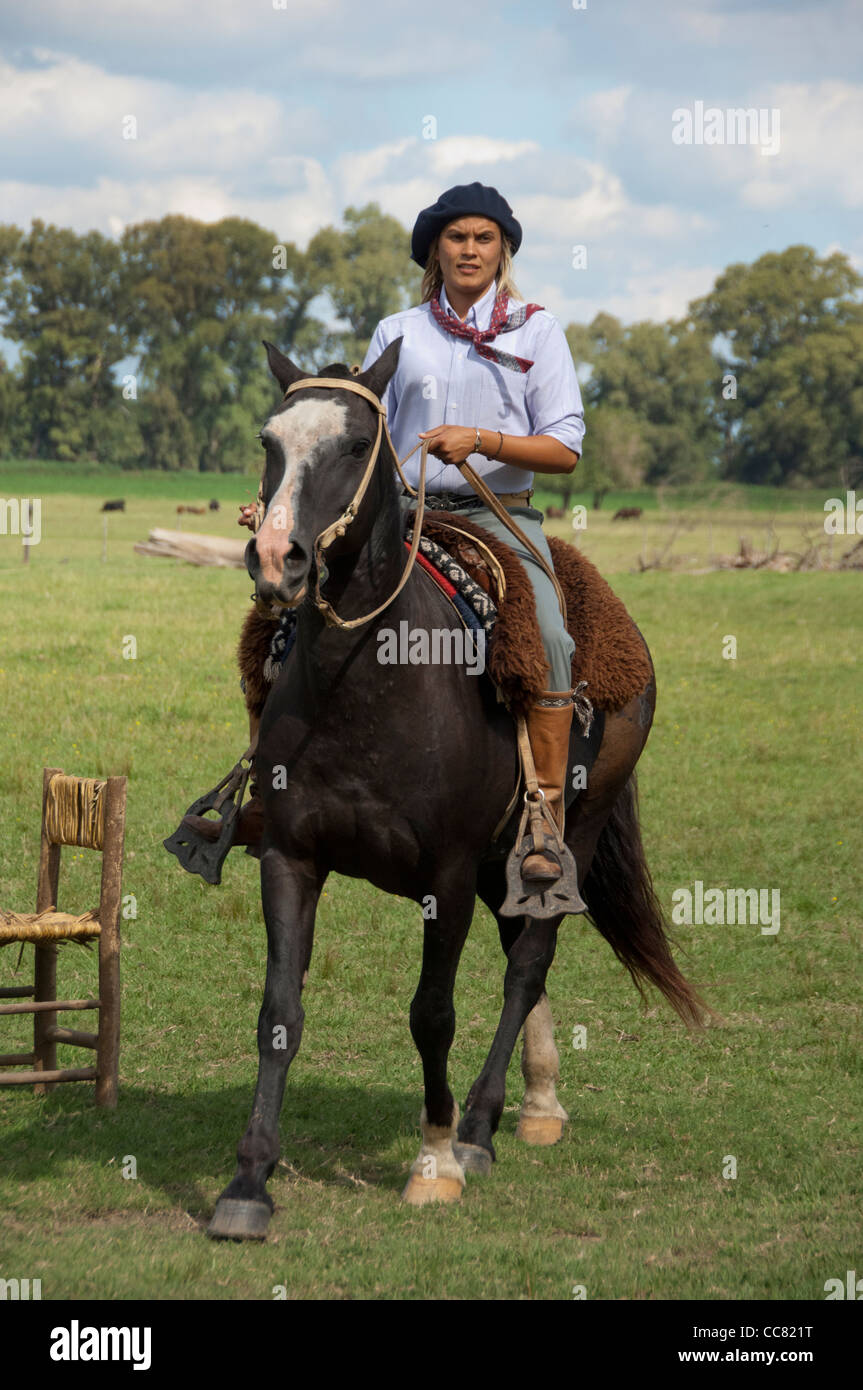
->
[429, 137, 540, 174]
[580, 86, 633, 143]
[0, 30, 855, 332]
[0, 169, 336, 245]
[823, 238, 863, 273]
[332, 138, 417, 206]
[555, 265, 722, 326]
[646, 0, 863, 74]
[4, 0, 496, 82]
[9, 0, 344, 43]
[663, 79, 863, 210]
[738, 81, 863, 208]
[294, 38, 491, 79]
[0, 51, 321, 176]
[567, 70, 863, 218]
[332, 135, 546, 230]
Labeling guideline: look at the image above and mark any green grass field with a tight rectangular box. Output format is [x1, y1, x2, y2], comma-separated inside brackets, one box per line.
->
[0, 467, 859, 1300]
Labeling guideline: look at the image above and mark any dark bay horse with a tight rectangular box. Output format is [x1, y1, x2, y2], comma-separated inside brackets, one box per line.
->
[206, 338, 706, 1240]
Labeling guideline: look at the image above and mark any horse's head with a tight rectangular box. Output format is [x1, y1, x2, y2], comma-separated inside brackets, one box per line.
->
[247, 338, 403, 609]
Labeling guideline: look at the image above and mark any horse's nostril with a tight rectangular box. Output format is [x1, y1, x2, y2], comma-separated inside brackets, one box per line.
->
[283, 541, 307, 572]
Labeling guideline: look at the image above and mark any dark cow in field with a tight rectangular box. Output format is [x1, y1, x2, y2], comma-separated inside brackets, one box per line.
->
[101, 499, 125, 512]
[545, 505, 566, 520]
[209, 499, 220, 511]
[612, 507, 643, 521]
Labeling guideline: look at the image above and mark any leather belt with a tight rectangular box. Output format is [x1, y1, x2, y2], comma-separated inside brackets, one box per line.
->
[407, 488, 532, 512]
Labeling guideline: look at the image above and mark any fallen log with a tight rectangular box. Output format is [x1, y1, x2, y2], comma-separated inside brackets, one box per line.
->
[134, 528, 248, 568]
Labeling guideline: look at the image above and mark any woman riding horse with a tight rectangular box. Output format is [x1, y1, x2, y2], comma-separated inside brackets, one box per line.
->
[169, 188, 709, 1235]
[184, 183, 584, 897]
[361, 181, 585, 888]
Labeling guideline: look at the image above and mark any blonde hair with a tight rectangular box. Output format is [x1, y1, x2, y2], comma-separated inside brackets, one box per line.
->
[420, 228, 522, 304]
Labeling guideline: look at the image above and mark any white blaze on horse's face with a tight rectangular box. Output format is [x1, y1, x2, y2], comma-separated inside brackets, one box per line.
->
[255, 397, 349, 587]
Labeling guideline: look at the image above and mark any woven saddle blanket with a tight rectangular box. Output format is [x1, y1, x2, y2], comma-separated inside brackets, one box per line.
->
[238, 511, 653, 720]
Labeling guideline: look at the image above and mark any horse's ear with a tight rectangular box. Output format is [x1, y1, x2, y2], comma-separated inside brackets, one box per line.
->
[358, 337, 402, 402]
[263, 340, 306, 393]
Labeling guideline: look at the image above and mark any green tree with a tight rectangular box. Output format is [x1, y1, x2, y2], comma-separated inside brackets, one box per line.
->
[690, 245, 863, 485]
[123, 215, 285, 470]
[565, 312, 719, 488]
[575, 404, 647, 509]
[0, 354, 23, 456]
[307, 204, 422, 366]
[0, 219, 136, 460]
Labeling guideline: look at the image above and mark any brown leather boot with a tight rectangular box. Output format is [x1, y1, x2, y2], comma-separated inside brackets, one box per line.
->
[521, 692, 573, 882]
[181, 798, 262, 846]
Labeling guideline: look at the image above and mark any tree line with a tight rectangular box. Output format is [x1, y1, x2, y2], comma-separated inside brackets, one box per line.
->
[0, 207, 860, 489]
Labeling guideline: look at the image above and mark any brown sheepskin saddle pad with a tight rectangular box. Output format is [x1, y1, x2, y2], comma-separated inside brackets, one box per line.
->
[237, 513, 653, 721]
[414, 512, 653, 717]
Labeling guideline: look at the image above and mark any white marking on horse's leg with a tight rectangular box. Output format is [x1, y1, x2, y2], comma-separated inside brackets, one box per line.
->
[517, 994, 568, 1145]
[255, 398, 348, 585]
[402, 1103, 465, 1205]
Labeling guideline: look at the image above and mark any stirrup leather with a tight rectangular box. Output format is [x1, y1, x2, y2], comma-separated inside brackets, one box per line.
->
[500, 708, 587, 921]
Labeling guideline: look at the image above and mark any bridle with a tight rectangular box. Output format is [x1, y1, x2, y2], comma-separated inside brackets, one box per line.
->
[258, 376, 429, 631]
[255, 372, 567, 630]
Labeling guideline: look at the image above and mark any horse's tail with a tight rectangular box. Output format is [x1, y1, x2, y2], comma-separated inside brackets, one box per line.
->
[581, 774, 714, 1030]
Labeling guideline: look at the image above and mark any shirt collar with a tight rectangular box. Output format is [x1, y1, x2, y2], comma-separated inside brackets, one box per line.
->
[439, 278, 499, 330]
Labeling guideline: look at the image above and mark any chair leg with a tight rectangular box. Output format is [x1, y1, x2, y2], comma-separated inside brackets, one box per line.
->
[33, 772, 62, 1096]
[32, 942, 57, 1095]
[95, 923, 120, 1109]
[95, 777, 126, 1108]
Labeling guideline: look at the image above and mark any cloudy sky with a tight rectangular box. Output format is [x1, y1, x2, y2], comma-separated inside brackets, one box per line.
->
[1, 0, 861, 329]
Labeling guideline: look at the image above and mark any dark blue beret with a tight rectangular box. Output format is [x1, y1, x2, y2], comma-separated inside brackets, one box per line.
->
[410, 182, 522, 268]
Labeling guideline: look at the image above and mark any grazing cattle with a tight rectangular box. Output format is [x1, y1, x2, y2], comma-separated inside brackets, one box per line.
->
[177, 505, 207, 515]
[101, 499, 125, 512]
[612, 507, 643, 521]
[209, 499, 220, 511]
[545, 505, 565, 520]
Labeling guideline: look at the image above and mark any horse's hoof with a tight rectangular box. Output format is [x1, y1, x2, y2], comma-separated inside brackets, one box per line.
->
[401, 1174, 464, 1206]
[453, 1142, 493, 1176]
[516, 1114, 565, 1146]
[206, 1198, 272, 1240]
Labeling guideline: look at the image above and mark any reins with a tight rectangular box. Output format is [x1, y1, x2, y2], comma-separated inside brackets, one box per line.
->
[260, 373, 565, 631]
[271, 376, 429, 631]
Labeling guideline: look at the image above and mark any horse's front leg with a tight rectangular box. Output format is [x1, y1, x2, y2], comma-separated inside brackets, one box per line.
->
[208, 845, 321, 1240]
[402, 879, 475, 1206]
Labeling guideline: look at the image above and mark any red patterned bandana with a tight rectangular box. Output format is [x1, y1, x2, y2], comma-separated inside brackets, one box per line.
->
[429, 289, 544, 373]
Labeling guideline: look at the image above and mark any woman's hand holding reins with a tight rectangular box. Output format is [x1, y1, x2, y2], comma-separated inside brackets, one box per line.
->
[418, 424, 578, 475]
[417, 425, 479, 466]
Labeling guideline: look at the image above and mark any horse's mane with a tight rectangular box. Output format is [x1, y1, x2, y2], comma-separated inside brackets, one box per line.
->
[316, 363, 357, 379]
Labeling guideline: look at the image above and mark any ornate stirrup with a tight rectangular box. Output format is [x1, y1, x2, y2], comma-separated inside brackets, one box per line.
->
[163, 744, 256, 886]
[499, 713, 587, 921]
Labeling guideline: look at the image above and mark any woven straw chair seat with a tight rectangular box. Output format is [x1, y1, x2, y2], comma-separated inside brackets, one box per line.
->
[0, 908, 100, 943]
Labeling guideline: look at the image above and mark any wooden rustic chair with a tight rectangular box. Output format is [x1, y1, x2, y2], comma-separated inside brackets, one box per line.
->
[0, 766, 127, 1107]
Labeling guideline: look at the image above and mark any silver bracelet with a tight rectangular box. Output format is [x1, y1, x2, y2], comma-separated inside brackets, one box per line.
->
[474, 427, 482, 454]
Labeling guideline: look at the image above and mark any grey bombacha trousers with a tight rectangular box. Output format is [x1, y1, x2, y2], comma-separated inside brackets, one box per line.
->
[425, 500, 575, 691]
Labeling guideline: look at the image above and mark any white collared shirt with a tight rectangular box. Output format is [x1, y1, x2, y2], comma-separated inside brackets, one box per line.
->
[361, 279, 585, 497]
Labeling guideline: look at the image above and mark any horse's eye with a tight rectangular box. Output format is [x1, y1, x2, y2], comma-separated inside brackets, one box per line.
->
[351, 439, 370, 458]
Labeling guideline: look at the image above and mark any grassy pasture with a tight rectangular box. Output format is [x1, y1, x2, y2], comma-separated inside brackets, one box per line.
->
[0, 467, 859, 1300]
